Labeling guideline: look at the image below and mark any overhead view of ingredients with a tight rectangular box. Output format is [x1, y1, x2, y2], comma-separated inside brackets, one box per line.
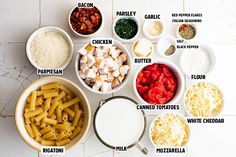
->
[70, 7, 102, 35]
[185, 82, 224, 117]
[180, 47, 213, 75]
[132, 39, 153, 57]
[114, 17, 138, 40]
[143, 20, 163, 39]
[157, 36, 176, 57]
[94, 97, 145, 149]
[30, 31, 70, 69]
[23, 82, 85, 146]
[3, 0, 229, 156]
[178, 24, 196, 40]
[136, 63, 177, 104]
[78, 44, 130, 92]
[150, 113, 190, 147]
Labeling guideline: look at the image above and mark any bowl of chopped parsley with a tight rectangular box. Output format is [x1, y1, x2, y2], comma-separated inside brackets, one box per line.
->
[113, 17, 139, 42]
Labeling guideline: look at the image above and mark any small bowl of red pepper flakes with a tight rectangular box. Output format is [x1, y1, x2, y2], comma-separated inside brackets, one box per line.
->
[69, 6, 104, 37]
[133, 59, 185, 105]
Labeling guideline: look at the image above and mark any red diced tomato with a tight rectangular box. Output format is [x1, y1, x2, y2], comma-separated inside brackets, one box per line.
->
[136, 63, 177, 105]
[143, 70, 151, 78]
[158, 97, 168, 104]
[162, 66, 172, 77]
[151, 73, 158, 80]
[145, 65, 153, 71]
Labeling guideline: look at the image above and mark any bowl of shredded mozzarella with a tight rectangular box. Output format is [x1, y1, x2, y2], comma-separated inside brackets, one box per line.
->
[26, 26, 74, 69]
[149, 113, 190, 147]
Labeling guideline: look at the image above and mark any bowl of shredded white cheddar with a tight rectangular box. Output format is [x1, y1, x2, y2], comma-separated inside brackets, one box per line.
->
[75, 40, 131, 94]
[184, 82, 224, 117]
[150, 113, 190, 147]
[15, 77, 91, 150]
[26, 26, 74, 69]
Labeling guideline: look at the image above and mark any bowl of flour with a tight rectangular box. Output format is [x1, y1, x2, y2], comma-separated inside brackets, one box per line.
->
[179, 45, 216, 76]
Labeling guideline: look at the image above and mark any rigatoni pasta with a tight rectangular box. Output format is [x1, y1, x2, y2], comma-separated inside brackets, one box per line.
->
[23, 82, 85, 146]
[30, 91, 37, 111]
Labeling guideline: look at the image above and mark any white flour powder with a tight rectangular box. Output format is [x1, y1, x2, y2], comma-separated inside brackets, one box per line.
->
[181, 49, 210, 75]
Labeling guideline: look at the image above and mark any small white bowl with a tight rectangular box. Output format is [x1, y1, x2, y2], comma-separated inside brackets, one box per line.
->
[133, 59, 185, 105]
[176, 23, 197, 41]
[132, 39, 153, 57]
[143, 20, 164, 40]
[149, 112, 190, 147]
[68, 6, 104, 38]
[15, 76, 91, 151]
[157, 36, 177, 58]
[184, 81, 224, 117]
[179, 44, 216, 77]
[75, 40, 131, 94]
[113, 16, 140, 42]
[26, 26, 74, 69]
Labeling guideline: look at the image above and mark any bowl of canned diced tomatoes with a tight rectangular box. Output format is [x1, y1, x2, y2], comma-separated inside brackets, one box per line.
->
[133, 59, 185, 105]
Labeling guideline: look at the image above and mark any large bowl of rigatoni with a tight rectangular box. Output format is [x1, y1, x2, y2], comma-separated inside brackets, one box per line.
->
[15, 76, 91, 151]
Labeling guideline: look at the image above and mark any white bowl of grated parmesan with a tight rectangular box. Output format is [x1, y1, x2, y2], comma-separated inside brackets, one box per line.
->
[26, 26, 74, 70]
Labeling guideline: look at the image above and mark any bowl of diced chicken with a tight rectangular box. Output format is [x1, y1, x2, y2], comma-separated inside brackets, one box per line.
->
[75, 40, 131, 94]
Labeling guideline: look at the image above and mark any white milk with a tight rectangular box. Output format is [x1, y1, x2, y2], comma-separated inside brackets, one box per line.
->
[95, 98, 145, 147]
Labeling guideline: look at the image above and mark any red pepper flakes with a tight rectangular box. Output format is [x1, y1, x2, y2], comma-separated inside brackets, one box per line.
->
[70, 7, 102, 35]
[179, 24, 187, 32]
[136, 63, 177, 104]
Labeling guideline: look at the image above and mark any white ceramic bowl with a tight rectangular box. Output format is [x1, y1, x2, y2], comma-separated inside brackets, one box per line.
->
[149, 112, 190, 147]
[15, 76, 91, 151]
[179, 44, 216, 77]
[133, 59, 185, 104]
[176, 23, 198, 41]
[143, 20, 164, 40]
[113, 16, 140, 42]
[26, 26, 74, 69]
[68, 6, 104, 38]
[75, 40, 131, 94]
[157, 36, 177, 58]
[132, 39, 153, 57]
[184, 81, 224, 117]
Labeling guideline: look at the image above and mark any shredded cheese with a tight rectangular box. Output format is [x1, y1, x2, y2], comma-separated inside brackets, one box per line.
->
[185, 82, 223, 117]
[151, 113, 189, 147]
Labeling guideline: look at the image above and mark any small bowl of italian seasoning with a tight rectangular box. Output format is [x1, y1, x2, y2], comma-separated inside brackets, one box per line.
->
[176, 23, 197, 41]
[113, 17, 140, 42]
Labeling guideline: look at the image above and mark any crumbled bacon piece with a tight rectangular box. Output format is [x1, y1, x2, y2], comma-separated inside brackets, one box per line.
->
[70, 7, 102, 35]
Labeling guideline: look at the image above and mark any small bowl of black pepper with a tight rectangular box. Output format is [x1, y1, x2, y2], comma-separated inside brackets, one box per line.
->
[113, 16, 140, 42]
[156, 36, 177, 58]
